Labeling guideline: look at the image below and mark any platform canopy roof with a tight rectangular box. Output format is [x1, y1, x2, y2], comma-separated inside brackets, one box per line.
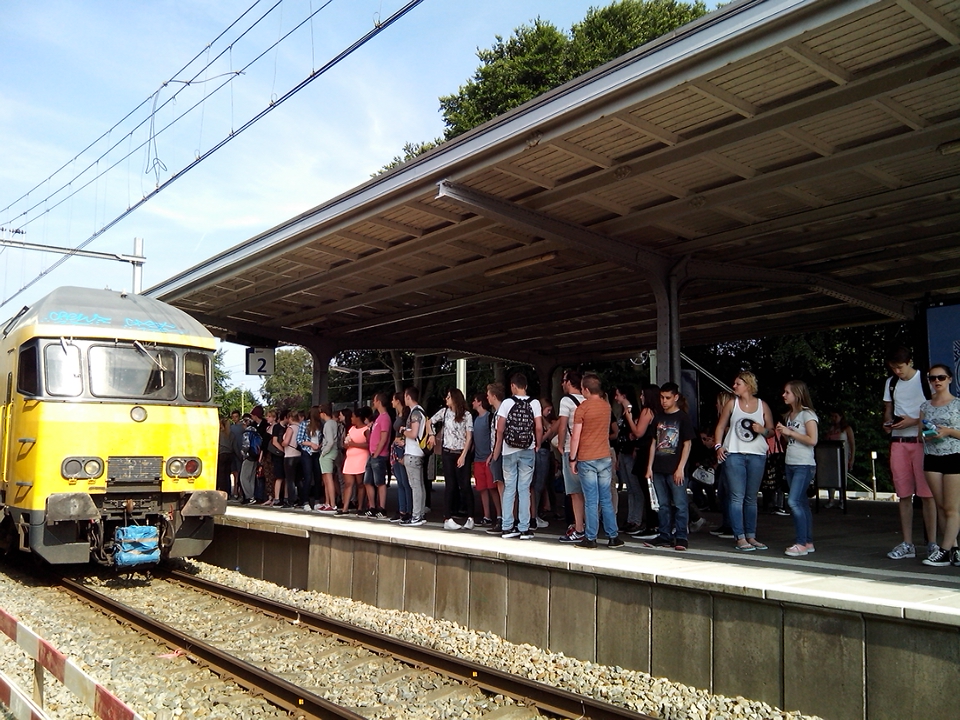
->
[148, 0, 960, 368]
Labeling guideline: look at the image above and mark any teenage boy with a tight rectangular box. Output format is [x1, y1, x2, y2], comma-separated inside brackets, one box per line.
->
[485, 382, 507, 533]
[401, 387, 428, 526]
[491, 373, 542, 540]
[569, 373, 622, 549]
[364, 392, 392, 518]
[472, 393, 501, 525]
[557, 370, 587, 543]
[645, 383, 695, 551]
[884, 346, 936, 559]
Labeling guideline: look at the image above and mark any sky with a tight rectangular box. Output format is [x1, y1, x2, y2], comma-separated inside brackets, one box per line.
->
[0, 0, 692, 397]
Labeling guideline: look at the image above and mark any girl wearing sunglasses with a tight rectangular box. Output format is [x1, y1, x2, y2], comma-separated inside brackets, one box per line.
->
[920, 364, 960, 567]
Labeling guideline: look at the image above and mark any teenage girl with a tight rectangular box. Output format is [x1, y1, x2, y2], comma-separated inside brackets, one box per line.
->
[776, 380, 819, 557]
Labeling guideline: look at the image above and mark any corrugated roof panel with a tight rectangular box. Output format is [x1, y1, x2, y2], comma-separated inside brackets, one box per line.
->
[651, 156, 740, 192]
[708, 50, 829, 107]
[797, 170, 881, 204]
[879, 151, 960, 185]
[566, 119, 657, 159]
[811, 5, 940, 72]
[799, 103, 905, 147]
[722, 132, 814, 171]
[638, 87, 729, 136]
[550, 198, 614, 226]
[467, 167, 537, 196]
[736, 190, 813, 219]
[515, 145, 590, 178]
[596, 178, 671, 209]
[891, 73, 960, 121]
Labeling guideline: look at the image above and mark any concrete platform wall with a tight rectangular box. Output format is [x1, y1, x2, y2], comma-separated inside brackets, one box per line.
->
[201, 526, 959, 720]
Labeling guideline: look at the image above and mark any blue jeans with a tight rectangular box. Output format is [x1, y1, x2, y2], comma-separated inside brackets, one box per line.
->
[502, 449, 535, 532]
[725, 452, 767, 540]
[578, 457, 619, 541]
[652, 472, 689, 541]
[392, 458, 411, 514]
[786, 464, 815, 545]
[618, 452, 643, 525]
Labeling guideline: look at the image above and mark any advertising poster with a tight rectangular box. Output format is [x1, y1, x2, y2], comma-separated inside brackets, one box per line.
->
[926, 304, 960, 395]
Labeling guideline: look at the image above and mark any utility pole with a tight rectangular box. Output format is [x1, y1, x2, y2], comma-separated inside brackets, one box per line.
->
[0, 234, 146, 293]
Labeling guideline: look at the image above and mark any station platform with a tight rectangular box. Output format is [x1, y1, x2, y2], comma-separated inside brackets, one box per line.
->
[202, 489, 959, 720]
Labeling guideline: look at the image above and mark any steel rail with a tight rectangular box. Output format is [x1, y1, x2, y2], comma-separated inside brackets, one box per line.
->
[164, 569, 656, 720]
[57, 576, 366, 720]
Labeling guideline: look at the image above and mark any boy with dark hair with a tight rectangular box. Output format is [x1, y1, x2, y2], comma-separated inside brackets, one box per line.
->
[401, 386, 427, 526]
[645, 382, 695, 551]
[492, 373, 542, 539]
[884, 345, 937, 559]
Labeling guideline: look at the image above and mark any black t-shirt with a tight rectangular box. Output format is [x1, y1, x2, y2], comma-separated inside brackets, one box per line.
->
[651, 409, 695, 475]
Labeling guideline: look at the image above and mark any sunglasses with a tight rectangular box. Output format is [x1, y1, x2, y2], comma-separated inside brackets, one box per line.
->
[927, 374, 949, 382]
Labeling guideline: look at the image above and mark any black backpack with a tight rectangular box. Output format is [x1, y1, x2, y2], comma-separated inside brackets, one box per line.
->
[503, 396, 535, 449]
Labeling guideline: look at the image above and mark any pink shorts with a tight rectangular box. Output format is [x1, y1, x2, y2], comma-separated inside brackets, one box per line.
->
[890, 442, 932, 498]
[473, 461, 495, 491]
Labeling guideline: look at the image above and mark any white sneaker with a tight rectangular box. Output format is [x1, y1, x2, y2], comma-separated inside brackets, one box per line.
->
[462, 517, 475, 530]
[443, 518, 462, 530]
[302, 503, 311, 511]
[536, 517, 549, 529]
[689, 517, 706, 533]
[887, 541, 915, 559]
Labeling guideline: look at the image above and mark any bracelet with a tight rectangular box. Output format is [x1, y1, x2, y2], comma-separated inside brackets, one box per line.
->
[714, 444, 722, 450]
[569, 457, 577, 463]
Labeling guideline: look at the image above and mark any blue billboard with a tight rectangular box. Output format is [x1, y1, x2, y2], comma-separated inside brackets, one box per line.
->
[926, 303, 960, 395]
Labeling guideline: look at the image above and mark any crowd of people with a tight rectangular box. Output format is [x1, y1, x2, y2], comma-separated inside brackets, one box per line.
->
[215, 346, 960, 565]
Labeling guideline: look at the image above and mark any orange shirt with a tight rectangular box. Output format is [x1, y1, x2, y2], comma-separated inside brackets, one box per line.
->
[573, 395, 612, 461]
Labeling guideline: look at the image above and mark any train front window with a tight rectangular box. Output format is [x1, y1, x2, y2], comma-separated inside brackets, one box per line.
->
[88, 345, 177, 401]
[44, 341, 83, 396]
[183, 352, 212, 402]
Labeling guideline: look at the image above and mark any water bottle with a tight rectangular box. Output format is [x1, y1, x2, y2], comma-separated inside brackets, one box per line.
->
[921, 420, 938, 438]
[647, 478, 660, 511]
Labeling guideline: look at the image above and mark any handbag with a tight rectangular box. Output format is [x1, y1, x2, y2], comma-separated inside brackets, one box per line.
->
[692, 466, 715, 486]
[762, 435, 786, 492]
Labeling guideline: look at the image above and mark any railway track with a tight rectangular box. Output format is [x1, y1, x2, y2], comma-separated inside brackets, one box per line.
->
[58, 570, 656, 720]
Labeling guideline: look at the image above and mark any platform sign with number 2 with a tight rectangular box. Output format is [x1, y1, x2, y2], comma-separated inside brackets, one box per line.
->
[245, 347, 275, 376]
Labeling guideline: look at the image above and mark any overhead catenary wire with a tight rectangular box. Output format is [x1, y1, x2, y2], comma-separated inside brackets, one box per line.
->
[0, 0, 426, 310]
[0, 0, 279, 218]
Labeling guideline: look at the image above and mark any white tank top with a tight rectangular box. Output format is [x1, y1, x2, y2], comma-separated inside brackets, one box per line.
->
[724, 397, 767, 455]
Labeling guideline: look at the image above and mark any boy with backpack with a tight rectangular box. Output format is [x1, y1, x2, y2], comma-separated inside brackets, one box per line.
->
[491, 373, 543, 540]
[238, 413, 262, 503]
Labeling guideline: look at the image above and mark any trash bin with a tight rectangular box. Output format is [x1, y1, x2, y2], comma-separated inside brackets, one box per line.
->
[814, 439, 846, 513]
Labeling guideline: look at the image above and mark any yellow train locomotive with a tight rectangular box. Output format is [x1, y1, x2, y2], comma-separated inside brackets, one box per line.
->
[0, 287, 226, 566]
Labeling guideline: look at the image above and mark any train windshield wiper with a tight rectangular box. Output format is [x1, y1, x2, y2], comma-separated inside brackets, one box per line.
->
[133, 340, 166, 372]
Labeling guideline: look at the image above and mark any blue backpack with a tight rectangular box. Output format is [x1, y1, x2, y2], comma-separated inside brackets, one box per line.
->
[242, 427, 262, 460]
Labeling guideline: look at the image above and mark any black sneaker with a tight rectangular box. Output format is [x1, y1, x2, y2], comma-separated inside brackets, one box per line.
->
[951, 547, 960, 567]
[501, 526, 521, 539]
[575, 538, 598, 549]
[519, 529, 535, 540]
[486, 524, 503, 535]
[608, 536, 625, 549]
[644, 536, 674, 548]
[389, 513, 403, 523]
[675, 539, 689, 551]
[923, 545, 951, 567]
[478, 517, 492, 526]
[362, 509, 376, 518]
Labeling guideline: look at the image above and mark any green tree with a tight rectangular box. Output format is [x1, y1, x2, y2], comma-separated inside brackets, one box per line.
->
[375, 139, 441, 176]
[440, 18, 570, 139]
[565, 0, 708, 77]
[260, 347, 313, 410]
[213, 348, 259, 415]
[438, 1, 708, 140]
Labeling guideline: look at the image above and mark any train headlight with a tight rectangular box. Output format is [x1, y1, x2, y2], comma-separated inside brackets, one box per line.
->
[166, 457, 202, 478]
[62, 456, 105, 479]
[130, 406, 147, 422]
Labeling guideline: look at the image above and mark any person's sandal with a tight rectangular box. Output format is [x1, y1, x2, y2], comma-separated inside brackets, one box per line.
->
[735, 542, 755, 552]
[785, 543, 808, 557]
[748, 539, 768, 550]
